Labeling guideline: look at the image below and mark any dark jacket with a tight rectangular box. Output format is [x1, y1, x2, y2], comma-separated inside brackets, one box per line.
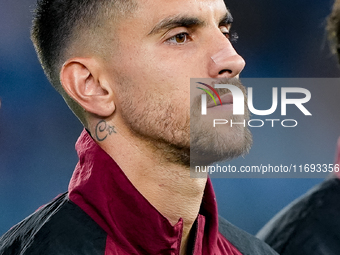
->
[1, 130, 278, 255]
[257, 178, 340, 255]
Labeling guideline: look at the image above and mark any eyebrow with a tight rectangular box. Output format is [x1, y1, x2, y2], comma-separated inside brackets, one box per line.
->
[148, 11, 233, 36]
[219, 11, 233, 26]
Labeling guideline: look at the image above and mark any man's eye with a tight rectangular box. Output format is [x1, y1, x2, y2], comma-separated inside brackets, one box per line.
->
[166, 33, 189, 44]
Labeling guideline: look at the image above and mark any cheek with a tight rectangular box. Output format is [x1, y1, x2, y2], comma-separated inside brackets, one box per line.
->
[155, 48, 206, 79]
[112, 42, 207, 101]
[141, 41, 207, 79]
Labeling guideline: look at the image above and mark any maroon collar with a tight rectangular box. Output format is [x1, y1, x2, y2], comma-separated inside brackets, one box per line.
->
[68, 130, 223, 254]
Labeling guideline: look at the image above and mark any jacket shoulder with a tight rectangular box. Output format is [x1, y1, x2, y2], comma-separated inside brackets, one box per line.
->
[0, 193, 107, 255]
[218, 216, 279, 255]
[256, 178, 340, 255]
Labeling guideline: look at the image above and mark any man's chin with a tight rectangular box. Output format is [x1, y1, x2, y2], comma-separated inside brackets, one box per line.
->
[190, 123, 253, 166]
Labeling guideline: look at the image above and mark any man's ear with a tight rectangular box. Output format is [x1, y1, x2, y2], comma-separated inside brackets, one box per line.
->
[60, 58, 115, 117]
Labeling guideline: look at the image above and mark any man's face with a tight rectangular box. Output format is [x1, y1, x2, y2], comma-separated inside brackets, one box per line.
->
[105, 0, 251, 165]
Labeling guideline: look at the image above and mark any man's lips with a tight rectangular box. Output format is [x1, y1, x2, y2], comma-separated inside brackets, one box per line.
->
[207, 93, 233, 108]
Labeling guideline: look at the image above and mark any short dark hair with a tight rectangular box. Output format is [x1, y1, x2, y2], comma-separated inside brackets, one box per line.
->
[31, 0, 137, 125]
[328, 0, 340, 61]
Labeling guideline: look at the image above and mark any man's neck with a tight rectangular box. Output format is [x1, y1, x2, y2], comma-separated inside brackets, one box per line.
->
[96, 126, 207, 254]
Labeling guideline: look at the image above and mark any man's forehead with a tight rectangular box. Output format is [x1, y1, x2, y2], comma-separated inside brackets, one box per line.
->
[135, 0, 229, 26]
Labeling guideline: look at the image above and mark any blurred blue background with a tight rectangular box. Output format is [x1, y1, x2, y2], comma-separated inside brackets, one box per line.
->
[1, 0, 340, 236]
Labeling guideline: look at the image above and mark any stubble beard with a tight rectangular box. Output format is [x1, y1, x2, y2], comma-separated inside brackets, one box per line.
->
[117, 76, 252, 167]
[189, 78, 253, 166]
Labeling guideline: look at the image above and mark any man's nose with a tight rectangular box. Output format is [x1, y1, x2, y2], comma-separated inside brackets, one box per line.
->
[208, 39, 245, 78]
